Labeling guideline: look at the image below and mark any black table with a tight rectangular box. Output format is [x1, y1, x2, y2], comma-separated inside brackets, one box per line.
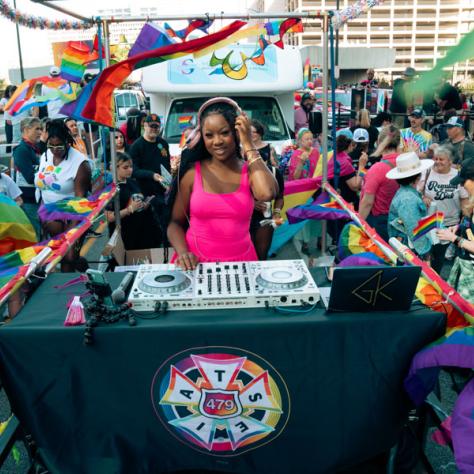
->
[0, 272, 445, 474]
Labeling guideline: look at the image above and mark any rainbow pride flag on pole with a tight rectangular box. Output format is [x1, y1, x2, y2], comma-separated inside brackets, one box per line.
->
[413, 211, 444, 241]
[61, 41, 99, 83]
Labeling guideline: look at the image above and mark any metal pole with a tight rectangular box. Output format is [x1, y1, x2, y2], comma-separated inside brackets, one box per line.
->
[30, 0, 91, 22]
[320, 12, 329, 255]
[102, 19, 121, 228]
[13, 0, 25, 82]
[335, 0, 340, 80]
[100, 12, 322, 22]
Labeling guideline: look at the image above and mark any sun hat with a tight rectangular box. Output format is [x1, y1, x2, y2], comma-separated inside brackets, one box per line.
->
[353, 128, 369, 143]
[450, 158, 474, 186]
[445, 116, 464, 128]
[386, 152, 433, 180]
[49, 66, 61, 77]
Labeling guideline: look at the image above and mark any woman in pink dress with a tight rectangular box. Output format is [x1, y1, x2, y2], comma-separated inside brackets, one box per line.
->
[167, 97, 278, 270]
[287, 128, 319, 180]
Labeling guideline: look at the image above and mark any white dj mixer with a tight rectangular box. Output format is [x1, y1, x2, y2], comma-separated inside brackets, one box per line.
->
[128, 260, 320, 311]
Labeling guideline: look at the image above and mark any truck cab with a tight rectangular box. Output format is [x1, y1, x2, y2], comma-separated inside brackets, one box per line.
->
[142, 44, 302, 156]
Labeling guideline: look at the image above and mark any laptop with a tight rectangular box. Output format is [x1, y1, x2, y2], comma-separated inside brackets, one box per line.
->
[327, 265, 422, 312]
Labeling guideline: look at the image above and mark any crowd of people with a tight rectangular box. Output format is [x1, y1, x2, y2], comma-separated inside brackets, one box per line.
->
[1, 69, 474, 317]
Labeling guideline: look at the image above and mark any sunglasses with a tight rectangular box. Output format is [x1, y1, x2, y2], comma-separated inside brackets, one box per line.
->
[47, 145, 66, 151]
[148, 123, 160, 129]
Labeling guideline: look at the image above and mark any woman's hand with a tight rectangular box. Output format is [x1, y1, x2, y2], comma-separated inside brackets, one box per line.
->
[235, 113, 253, 152]
[436, 227, 457, 242]
[299, 151, 309, 162]
[254, 201, 267, 212]
[130, 199, 144, 213]
[176, 251, 199, 271]
[422, 195, 432, 207]
[359, 151, 368, 170]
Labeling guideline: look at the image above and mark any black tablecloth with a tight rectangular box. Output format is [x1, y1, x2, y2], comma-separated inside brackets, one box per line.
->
[0, 272, 445, 474]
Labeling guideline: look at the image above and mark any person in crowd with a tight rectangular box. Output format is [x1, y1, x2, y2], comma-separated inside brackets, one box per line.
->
[167, 97, 277, 269]
[436, 159, 474, 302]
[105, 153, 162, 251]
[372, 111, 392, 132]
[0, 85, 16, 153]
[114, 129, 129, 154]
[348, 128, 370, 166]
[430, 110, 456, 144]
[440, 116, 474, 165]
[13, 117, 43, 236]
[332, 133, 367, 207]
[390, 67, 416, 128]
[350, 109, 379, 153]
[287, 128, 319, 181]
[250, 120, 277, 166]
[129, 113, 171, 243]
[35, 119, 91, 272]
[460, 93, 470, 134]
[64, 117, 88, 157]
[359, 125, 401, 241]
[386, 152, 434, 260]
[436, 79, 462, 115]
[400, 109, 433, 158]
[294, 92, 314, 135]
[119, 107, 146, 145]
[249, 119, 284, 260]
[38, 117, 51, 155]
[360, 68, 378, 89]
[42, 66, 66, 119]
[0, 170, 22, 205]
[418, 146, 469, 274]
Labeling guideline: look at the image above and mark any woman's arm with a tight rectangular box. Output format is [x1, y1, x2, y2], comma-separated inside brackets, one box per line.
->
[167, 169, 198, 270]
[236, 115, 277, 201]
[74, 161, 92, 197]
[437, 226, 474, 254]
[358, 193, 375, 219]
[398, 199, 431, 257]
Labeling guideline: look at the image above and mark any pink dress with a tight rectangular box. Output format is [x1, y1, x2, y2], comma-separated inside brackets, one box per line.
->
[173, 161, 258, 263]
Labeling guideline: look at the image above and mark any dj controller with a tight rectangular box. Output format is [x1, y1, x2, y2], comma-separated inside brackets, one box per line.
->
[128, 260, 320, 311]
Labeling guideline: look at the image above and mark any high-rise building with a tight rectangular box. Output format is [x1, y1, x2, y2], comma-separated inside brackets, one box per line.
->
[284, 0, 474, 80]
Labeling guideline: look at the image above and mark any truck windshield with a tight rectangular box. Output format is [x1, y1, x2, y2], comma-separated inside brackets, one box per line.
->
[164, 96, 289, 143]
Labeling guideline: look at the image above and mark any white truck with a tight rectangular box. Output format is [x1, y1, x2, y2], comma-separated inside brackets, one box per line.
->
[141, 43, 302, 155]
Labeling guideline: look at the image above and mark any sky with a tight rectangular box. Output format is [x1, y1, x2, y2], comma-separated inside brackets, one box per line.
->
[0, 0, 257, 81]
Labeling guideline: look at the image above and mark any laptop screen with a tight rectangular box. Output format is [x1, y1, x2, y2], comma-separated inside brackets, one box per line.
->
[327, 265, 422, 312]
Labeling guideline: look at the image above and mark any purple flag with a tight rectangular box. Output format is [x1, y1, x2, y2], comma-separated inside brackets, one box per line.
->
[129, 23, 175, 58]
[287, 191, 350, 223]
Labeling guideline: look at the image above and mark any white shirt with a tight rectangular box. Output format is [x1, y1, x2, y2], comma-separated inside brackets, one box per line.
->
[35, 147, 88, 204]
[0, 173, 22, 200]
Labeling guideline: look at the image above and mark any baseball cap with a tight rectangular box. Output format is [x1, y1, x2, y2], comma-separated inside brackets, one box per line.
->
[336, 128, 353, 140]
[409, 108, 425, 118]
[446, 116, 464, 128]
[450, 158, 474, 186]
[144, 113, 161, 124]
[301, 92, 313, 102]
[353, 128, 369, 143]
[50, 66, 61, 77]
[403, 67, 416, 77]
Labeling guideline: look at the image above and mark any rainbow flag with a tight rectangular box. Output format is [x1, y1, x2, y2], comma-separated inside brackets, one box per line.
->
[59, 76, 97, 122]
[287, 191, 350, 223]
[38, 184, 116, 222]
[338, 252, 387, 267]
[264, 18, 303, 48]
[413, 211, 444, 241]
[0, 194, 37, 256]
[179, 132, 187, 149]
[129, 23, 175, 57]
[4, 76, 71, 117]
[178, 115, 194, 129]
[61, 41, 98, 83]
[405, 327, 474, 472]
[164, 18, 214, 41]
[80, 21, 245, 127]
[303, 58, 311, 88]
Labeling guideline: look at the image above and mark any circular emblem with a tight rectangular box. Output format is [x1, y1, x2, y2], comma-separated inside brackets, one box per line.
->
[151, 346, 290, 456]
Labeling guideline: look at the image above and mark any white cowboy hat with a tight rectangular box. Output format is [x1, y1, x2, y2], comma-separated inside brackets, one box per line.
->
[386, 152, 433, 180]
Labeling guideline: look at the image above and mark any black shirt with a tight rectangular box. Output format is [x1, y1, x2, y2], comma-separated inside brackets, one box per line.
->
[129, 136, 171, 198]
[439, 83, 462, 111]
[107, 178, 162, 250]
[390, 78, 408, 113]
[12, 139, 40, 203]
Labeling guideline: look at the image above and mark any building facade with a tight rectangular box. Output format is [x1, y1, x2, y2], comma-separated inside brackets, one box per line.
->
[284, 0, 474, 81]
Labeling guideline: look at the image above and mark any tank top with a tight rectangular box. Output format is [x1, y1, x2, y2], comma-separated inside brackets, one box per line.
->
[182, 161, 258, 262]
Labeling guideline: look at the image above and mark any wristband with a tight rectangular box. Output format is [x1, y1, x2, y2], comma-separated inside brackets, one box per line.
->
[454, 236, 461, 245]
[244, 148, 258, 158]
[273, 208, 281, 214]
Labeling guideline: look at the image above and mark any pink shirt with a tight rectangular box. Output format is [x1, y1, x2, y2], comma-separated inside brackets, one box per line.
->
[361, 152, 399, 216]
[294, 107, 309, 134]
[287, 148, 319, 181]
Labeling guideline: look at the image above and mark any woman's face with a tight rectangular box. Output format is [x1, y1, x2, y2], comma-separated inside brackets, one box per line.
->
[433, 153, 452, 174]
[299, 132, 313, 150]
[202, 113, 236, 161]
[47, 136, 67, 159]
[251, 126, 262, 145]
[117, 160, 133, 180]
[115, 133, 125, 149]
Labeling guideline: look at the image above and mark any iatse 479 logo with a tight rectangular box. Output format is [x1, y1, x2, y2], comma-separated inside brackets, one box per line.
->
[151, 346, 290, 456]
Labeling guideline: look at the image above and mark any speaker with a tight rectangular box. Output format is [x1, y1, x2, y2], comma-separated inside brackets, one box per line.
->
[308, 111, 322, 135]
